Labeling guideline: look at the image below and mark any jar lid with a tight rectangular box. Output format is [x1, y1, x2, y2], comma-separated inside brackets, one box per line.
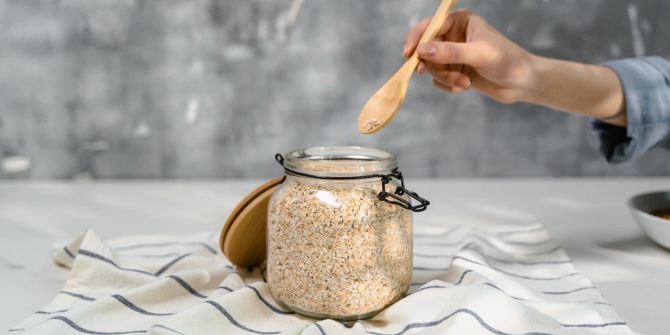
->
[219, 177, 284, 267]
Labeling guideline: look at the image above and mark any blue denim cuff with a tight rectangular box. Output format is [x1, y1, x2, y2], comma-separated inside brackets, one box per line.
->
[591, 57, 670, 164]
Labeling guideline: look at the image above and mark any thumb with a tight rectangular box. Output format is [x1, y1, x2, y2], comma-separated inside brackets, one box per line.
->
[417, 41, 496, 68]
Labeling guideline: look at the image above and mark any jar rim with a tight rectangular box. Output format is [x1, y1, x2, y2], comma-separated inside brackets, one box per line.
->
[283, 146, 398, 178]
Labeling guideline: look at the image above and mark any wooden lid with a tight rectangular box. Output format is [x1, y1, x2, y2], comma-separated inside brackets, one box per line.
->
[220, 177, 284, 267]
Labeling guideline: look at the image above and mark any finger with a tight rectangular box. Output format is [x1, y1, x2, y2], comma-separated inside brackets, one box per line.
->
[423, 61, 461, 73]
[460, 65, 475, 87]
[432, 78, 468, 94]
[426, 68, 472, 88]
[404, 17, 430, 57]
[455, 74, 472, 88]
[417, 41, 497, 68]
[417, 62, 426, 74]
[423, 61, 467, 77]
[404, 12, 459, 57]
[444, 9, 478, 43]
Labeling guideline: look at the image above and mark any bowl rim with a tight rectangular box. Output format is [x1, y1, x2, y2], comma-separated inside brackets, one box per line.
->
[627, 190, 670, 224]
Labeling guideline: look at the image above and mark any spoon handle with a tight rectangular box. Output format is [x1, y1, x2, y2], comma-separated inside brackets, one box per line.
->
[419, 0, 458, 45]
[403, 0, 457, 77]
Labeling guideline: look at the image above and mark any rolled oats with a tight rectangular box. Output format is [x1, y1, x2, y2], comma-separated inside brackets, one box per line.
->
[362, 119, 381, 132]
[267, 177, 412, 320]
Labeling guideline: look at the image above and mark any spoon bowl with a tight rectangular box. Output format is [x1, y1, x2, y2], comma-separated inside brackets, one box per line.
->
[358, 76, 408, 134]
[358, 0, 457, 134]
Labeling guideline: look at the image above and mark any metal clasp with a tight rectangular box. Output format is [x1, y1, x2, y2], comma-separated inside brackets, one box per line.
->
[378, 170, 430, 212]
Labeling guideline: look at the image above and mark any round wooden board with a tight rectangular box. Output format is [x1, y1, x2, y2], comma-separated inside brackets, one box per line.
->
[220, 177, 284, 267]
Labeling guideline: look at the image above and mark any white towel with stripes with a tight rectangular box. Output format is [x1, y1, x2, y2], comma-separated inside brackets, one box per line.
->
[10, 223, 633, 335]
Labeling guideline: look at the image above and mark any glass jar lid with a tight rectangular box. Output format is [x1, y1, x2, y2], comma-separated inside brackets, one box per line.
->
[282, 146, 398, 179]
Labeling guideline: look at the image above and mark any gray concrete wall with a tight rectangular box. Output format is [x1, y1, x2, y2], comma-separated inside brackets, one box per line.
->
[1, 0, 668, 179]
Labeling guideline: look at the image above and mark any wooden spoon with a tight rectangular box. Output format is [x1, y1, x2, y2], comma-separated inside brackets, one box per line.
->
[358, 0, 457, 134]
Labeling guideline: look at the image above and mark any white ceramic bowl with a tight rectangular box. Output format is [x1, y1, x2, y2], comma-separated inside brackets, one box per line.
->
[628, 191, 670, 249]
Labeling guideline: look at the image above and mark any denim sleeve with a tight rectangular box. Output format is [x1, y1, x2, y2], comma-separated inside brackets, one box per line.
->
[590, 56, 670, 164]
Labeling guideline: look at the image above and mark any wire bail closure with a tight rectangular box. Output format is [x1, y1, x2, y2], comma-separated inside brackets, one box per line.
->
[378, 171, 429, 212]
[275, 153, 429, 213]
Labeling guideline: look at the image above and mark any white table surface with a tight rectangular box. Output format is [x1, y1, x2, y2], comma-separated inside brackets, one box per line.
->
[1, 179, 669, 334]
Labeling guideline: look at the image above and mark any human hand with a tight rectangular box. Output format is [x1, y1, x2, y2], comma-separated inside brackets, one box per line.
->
[403, 10, 536, 104]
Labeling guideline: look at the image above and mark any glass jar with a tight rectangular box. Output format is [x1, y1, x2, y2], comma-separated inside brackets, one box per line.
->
[267, 146, 429, 320]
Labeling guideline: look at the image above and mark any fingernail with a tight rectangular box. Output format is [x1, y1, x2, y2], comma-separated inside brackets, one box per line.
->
[402, 45, 408, 57]
[417, 43, 437, 56]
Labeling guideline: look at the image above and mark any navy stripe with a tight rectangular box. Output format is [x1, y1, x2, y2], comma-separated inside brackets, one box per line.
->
[454, 269, 473, 285]
[51, 316, 145, 334]
[561, 321, 626, 328]
[124, 252, 183, 259]
[365, 308, 555, 335]
[155, 253, 191, 276]
[152, 325, 188, 335]
[415, 244, 572, 265]
[114, 241, 217, 254]
[413, 250, 571, 265]
[244, 286, 294, 315]
[413, 285, 447, 293]
[413, 281, 608, 305]
[167, 275, 207, 298]
[541, 286, 597, 295]
[315, 323, 327, 335]
[212, 285, 293, 314]
[60, 290, 96, 301]
[111, 294, 174, 316]
[414, 228, 551, 246]
[414, 256, 580, 281]
[205, 300, 281, 334]
[370, 305, 628, 334]
[413, 266, 449, 271]
[412, 269, 472, 291]
[458, 255, 578, 280]
[461, 241, 565, 262]
[36, 309, 69, 314]
[8, 328, 24, 332]
[573, 300, 610, 306]
[78, 249, 155, 277]
[64, 246, 76, 258]
[418, 235, 562, 256]
[465, 246, 571, 265]
[415, 282, 609, 306]
[482, 283, 608, 305]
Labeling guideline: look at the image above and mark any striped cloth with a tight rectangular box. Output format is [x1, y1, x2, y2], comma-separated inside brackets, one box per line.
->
[10, 222, 634, 335]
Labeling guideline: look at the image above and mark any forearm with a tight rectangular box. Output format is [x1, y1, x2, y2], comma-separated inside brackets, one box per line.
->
[522, 55, 626, 126]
